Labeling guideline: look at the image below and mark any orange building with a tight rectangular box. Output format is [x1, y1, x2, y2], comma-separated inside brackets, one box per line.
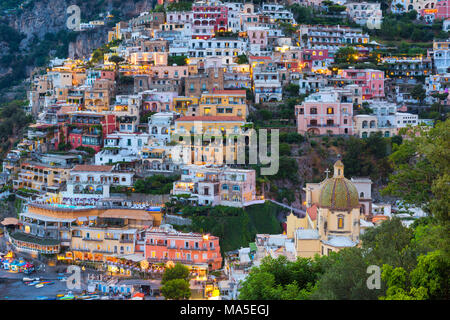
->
[144, 227, 222, 270]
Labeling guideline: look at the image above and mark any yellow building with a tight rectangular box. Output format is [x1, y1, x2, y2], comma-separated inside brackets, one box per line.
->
[15, 202, 162, 256]
[289, 160, 363, 258]
[70, 209, 154, 262]
[173, 116, 250, 165]
[13, 162, 70, 193]
[173, 96, 199, 116]
[198, 90, 247, 119]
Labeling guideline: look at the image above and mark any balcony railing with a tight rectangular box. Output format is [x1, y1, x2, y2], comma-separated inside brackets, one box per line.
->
[82, 238, 103, 242]
[119, 239, 134, 243]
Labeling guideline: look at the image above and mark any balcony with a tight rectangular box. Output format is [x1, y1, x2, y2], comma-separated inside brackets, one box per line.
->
[119, 238, 134, 243]
[93, 249, 114, 254]
[307, 124, 338, 128]
[104, 237, 119, 241]
[82, 237, 103, 242]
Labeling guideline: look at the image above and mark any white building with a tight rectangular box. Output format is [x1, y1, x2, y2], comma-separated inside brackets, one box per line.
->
[253, 65, 283, 103]
[261, 3, 296, 24]
[346, 2, 383, 29]
[172, 165, 261, 207]
[433, 39, 450, 74]
[63, 165, 134, 200]
[148, 112, 178, 144]
[188, 38, 247, 65]
[95, 132, 151, 165]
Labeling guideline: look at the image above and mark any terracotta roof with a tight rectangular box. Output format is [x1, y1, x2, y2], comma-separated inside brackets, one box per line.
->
[175, 116, 244, 122]
[99, 209, 154, 221]
[72, 165, 114, 172]
[1, 217, 19, 226]
[307, 204, 317, 221]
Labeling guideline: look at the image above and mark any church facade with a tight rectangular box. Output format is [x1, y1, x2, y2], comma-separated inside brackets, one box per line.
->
[288, 159, 372, 258]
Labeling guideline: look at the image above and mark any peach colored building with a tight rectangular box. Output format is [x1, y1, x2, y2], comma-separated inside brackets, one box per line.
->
[144, 227, 222, 270]
[295, 88, 354, 135]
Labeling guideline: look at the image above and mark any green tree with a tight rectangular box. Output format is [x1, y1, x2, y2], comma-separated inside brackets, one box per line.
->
[409, 84, 426, 104]
[311, 248, 381, 300]
[382, 119, 450, 224]
[334, 46, 359, 65]
[168, 55, 188, 66]
[410, 250, 450, 299]
[109, 55, 125, 78]
[161, 279, 191, 300]
[361, 218, 417, 271]
[279, 143, 291, 156]
[162, 263, 190, 284]
[236, 54, 248, 64]
[239, 255, 324, 300]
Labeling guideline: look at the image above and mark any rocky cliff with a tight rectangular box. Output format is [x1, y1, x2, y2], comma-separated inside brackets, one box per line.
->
[0, 0, 156, 92]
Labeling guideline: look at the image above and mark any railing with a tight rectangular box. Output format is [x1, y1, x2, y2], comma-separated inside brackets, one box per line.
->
[82, 238, 103, 242]
[307, 124, 338, 127]
[119, 239, 134, 243]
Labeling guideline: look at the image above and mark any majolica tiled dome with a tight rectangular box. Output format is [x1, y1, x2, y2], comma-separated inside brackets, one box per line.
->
[318, 160, 359, 210]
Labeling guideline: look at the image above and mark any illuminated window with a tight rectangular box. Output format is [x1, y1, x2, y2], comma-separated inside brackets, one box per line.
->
[338, 215, 344, 229]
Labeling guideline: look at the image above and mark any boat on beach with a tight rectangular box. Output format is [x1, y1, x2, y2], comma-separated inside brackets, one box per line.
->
[23, 277, 40, 282]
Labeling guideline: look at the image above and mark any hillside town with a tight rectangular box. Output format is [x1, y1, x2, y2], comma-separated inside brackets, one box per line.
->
[0, 0, 449, 302]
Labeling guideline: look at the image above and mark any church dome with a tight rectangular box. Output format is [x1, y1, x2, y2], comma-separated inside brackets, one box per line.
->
[318, 160, 359, 210]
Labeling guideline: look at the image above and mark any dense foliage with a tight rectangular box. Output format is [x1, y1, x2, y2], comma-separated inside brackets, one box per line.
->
[178, 202, 283, 256]
[239, 216, 449, 300]
[161, 263, 191, 300]
[0, 100, 33, 157]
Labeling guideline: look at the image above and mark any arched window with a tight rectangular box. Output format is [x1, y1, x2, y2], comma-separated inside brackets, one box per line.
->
[222, 184, 228, 190]
[337, 215, 344, 229]
[360, 192, 364, 198]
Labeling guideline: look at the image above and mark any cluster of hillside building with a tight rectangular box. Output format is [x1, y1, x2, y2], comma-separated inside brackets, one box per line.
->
[0, 0, 448, 290]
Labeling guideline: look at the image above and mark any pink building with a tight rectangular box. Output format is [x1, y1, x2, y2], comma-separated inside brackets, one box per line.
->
[247, 28, 268, 48]
[100, 70, 115, 81]
[192, 0, 228, 39]
[295, 89, 353, 135]
[436, 0, 450, 20]
[301, 49, 332, 73]
[144, 227, 222, 270]
[340, 69, 385, 100]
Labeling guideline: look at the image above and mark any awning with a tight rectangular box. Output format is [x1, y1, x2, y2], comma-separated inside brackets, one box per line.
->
[77, 216, 88, 222]
[1, 218, 19, 226]
[20, 212, 75, 223]
[115, 253, 145, 262]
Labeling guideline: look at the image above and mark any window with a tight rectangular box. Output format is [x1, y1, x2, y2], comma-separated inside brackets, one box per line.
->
[338, 215, 344, 229]
[327, 108, 334, 114]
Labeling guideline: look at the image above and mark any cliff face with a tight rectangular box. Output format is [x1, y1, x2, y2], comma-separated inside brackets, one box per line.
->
[0, 0, 155, 91]
[9, 0, 155, 43]
[10, 0, 70, 42]
[68, 27, 110, 60]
